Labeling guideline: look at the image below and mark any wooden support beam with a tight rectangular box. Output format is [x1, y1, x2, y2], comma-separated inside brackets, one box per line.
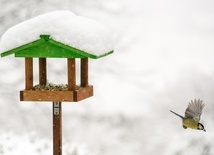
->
[25, 58, 33, 90]
[67, 58, 76, 91]
[39, 58, 47, 85]
[81, 58, 88, 87]
[53, 102, 62, 155]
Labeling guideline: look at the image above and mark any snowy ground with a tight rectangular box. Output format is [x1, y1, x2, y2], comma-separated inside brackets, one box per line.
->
[1, 0, 214, 155]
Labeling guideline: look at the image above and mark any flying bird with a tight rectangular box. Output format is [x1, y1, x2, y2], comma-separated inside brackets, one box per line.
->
[170, 99, 206, 132]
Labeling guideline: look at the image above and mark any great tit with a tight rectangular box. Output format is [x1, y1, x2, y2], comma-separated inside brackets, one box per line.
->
[170, 99, 206, 132]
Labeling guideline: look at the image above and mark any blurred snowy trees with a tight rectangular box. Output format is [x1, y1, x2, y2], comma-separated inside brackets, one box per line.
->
[1, 0, 214, 155]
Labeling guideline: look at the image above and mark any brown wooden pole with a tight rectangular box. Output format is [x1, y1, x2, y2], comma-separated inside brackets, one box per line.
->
[81, 58, 88, 87]
[25, 58, 33, 90]
[39, 58, 47, 85]
[67, 58, 76, 91]
[53, 102, 62, 155]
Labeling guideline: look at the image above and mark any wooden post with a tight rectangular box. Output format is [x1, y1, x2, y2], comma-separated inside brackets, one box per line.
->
[53, 102, 62, 155]
[25, 58, 33, 90]
[81, 58, 88, 87]
[39, 58, 47, 85]
[67, 58, 76, 91]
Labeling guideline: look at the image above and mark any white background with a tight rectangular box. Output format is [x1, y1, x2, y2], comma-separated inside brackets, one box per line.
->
[0, 0, 214, 154]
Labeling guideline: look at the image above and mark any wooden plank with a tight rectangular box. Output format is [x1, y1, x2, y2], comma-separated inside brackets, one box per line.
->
[20, 86, 93, 102]
[80, 58, 88, 87]
[39, 58, 47, 85]
[15, 42, 85, 58]
[53, 102, 62, 155]
[20, 90, 74, 102]
[25, 58, 33, 90]
[74, 85, 93, 101]
[1, 39, 45, 58]
[67, 58, 76, 91]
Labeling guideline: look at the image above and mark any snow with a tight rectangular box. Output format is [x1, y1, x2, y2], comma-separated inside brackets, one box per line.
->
[0, 10, 114, 56]
[1, 1, 214, 155]
[0, 132, 92, 155]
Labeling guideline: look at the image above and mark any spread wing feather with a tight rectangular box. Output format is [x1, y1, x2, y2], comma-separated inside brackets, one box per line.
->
[185, 99, 205, 122]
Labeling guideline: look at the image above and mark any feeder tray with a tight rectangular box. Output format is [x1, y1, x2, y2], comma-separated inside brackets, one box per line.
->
[20, 85, 93, 102]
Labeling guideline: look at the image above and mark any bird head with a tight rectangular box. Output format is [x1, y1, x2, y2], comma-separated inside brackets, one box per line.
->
[198, 123, 206, 132]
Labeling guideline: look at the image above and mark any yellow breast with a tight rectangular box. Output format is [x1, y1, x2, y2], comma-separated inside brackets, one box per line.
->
[183, 118, 198, 129]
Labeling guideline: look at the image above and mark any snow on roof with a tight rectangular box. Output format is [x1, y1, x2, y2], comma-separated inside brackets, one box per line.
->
[0, 10, 114, 56]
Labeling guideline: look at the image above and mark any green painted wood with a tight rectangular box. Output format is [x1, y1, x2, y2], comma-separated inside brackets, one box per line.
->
[1, 35, 113, 59]
[15, 41, 85, 58]
[48, 39, 113, 59]
[1, 39, 45, 58]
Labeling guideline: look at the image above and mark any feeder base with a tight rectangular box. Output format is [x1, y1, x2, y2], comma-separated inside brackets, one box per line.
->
[20, 85, 93, 102]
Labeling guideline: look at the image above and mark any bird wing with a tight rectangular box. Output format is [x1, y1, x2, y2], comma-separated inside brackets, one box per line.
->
[185, 99, 205, 122]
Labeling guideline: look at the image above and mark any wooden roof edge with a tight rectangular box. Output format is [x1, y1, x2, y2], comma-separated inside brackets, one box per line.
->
[48, 38, 114, 59]
[0, 34, 114, 59]
[0, 37, 46, 58]
[90, 50, 114, 59]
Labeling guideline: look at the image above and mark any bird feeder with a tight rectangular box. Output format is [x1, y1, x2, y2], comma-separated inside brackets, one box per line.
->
[0, 11, 114, 155]
[1, 34, 113, 102]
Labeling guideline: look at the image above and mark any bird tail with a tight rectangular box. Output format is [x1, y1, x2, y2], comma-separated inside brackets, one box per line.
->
[170, 110, 184, 119]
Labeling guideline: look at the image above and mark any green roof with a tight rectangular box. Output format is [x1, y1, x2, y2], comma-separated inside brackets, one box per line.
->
[0, 35, 113, 59]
